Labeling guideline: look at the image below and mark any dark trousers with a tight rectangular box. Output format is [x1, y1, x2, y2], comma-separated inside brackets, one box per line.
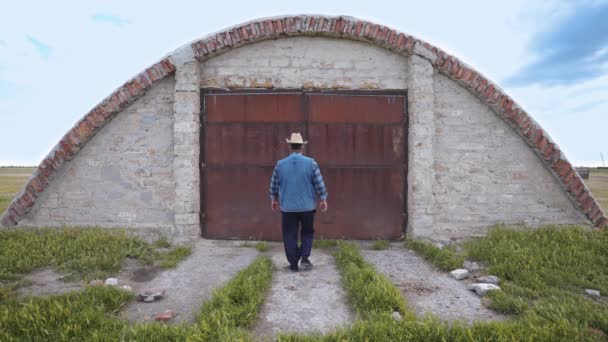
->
[281, 210, 315, 267]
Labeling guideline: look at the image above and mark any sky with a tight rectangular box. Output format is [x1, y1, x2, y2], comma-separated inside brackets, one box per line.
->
[0, 0, 607, 166]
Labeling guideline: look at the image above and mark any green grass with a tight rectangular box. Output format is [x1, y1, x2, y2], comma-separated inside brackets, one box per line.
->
[370, 240, 390, 250]
[0, 227, 191, 292]
[280, 235, 608, 341]
[0, 256, 273, 341]
[152, 236, 171, 249]
[405, 239, 464, 271]
[466, 225, 608, 315]
[312, 239, 338, 249]
[0, 227, 157, 283]
[255, 241, 269, 252]
[334, 242, 411, 320]
[158, 245, 192, 268]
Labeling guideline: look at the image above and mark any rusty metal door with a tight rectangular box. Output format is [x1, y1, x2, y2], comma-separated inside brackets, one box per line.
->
[202, 92, 304, 240]
[202, 90, 406, 240]
[306, 93, 406, 239]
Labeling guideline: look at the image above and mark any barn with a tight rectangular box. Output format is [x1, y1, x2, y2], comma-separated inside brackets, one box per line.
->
[2, 15, 606, 242]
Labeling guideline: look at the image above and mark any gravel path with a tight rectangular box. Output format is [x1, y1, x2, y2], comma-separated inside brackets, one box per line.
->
[122, 239, 258, 323]
[253, 245, 353, 340]
[361, 244, 505, 324]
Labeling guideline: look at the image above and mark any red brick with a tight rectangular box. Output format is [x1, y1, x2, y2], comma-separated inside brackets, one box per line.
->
[588, 206, 601, 220]
[489, 91, 501, 104]
[597, 217, 608, 229]
[577, 189, 590, 203]
[563, 169, 576, 184]
[556, 161, 571, 177]
[536, 135, 548, 152]
[13, 201, 26, 216]
[449, 60, 461, 76]
[404, 36, 415, 51]
[571, 178, 585, 196]
[29, 177, 44, 193]
[461, 68, 474, 83]
[387, 30, 396, 45]
[542, 142, 555, 159]
[363, 23, 373, 37]
[482, 84, 495, 98]
[582, 197, 595, 213]
[59, 139, 76, 160]
[396, 33, 405, 49]
[475, 78, 488, 94]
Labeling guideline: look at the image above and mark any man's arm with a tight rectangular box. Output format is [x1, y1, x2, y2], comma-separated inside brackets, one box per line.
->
[312, 161, 329, 212]
[269, 165, 280, 210]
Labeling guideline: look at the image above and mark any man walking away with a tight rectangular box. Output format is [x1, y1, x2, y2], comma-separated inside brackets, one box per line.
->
[269, 132, 328, 272]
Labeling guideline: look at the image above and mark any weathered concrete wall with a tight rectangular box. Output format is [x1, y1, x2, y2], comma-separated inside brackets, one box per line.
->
[21, 77, 177, 238]
[200, 37, 409, 89]
[418, 73, 586, 241]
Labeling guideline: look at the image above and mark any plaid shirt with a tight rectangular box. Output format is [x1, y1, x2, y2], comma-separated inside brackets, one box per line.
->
[269, 153, 328, 206]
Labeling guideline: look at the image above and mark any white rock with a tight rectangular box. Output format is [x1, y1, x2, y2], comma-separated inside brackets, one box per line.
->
[391, 311, 402, 321]
[464, 261, 481, 272]
[585, 289, 601, 297]
[467, 283, 500, 296]
[104, 278, 119, 286]
[476, 275, 500, 284]
[121, 285, 133, 292]
[450, 269, 469, 280]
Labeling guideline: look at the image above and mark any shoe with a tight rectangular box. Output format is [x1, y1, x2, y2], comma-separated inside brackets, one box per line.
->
[301, 258, 313, 270]
[289, 264, 299, 272]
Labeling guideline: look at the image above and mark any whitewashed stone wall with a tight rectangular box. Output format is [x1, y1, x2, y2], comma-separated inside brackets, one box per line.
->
[20, 78, 177, 239]
[420, 73, 586, 241]
[200, 37, 409, 89]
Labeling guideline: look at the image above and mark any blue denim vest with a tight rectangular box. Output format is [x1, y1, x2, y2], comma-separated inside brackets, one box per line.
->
[276, 153, 318, 212]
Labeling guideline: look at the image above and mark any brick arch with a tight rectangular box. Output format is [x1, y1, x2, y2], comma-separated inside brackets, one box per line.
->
[2, 15, 606, 229]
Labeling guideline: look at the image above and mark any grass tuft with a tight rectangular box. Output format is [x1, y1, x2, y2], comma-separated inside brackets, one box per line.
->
[312, 239, 338, 249]
[405, 239, 464, 271]
[370, 240, 390, 250]
[196, 256, 273, 339]
[158, 245, 192, 269]
[334, 242, 411, 320]
[152, 236, 171, 249]
[255, 241, 269, 252]
[0, 227, 158, 282]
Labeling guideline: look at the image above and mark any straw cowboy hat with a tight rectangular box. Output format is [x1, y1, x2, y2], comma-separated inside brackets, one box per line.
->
[286, 132, 308, 145]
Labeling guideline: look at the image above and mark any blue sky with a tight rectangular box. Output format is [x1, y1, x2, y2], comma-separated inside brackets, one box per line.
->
[0, 0, 607, 166]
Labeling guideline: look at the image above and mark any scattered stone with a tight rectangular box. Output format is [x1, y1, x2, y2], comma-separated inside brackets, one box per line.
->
[585, 289, 601, 297]
[121, 285, 133, 292]
[434, 243, 444, 249]
[449, 269, 469, 280]
[154, 310, 176, 321]
[476, 275, 500, 285]
[463, 261, 481, 272]
[138, 288, 166, 302]
[467, 283, 501, 296]
[105, 278, 119, 286]
[89, 279, 104, 287]
[391, 311, 402, 321]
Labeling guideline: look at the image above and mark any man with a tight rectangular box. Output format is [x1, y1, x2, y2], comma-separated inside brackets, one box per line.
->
[269, 132, 328, 272]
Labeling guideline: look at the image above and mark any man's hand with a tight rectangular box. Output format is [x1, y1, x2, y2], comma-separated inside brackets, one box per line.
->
[319, 200, 328, 212]
[271, 200, 279, 211]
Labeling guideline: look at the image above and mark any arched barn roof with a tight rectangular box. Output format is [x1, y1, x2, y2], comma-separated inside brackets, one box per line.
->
[2, 15, 606, 229]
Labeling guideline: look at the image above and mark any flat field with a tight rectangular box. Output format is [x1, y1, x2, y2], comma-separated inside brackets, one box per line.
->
[0, 167, 36, 214]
